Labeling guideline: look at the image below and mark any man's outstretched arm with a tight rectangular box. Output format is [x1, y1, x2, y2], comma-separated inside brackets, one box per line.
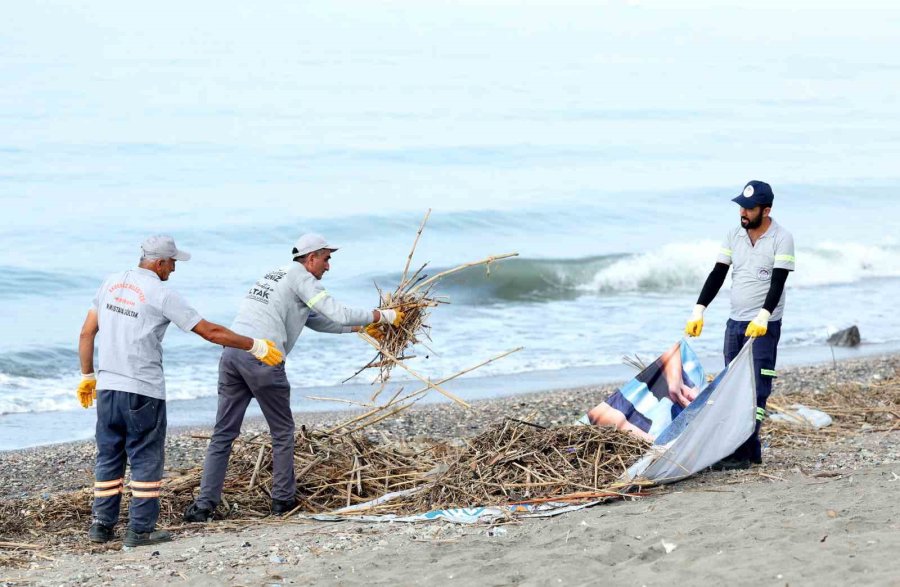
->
[192, 320, 284, 366]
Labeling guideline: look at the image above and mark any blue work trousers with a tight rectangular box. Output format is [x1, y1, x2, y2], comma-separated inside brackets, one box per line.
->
[92, 390, 166, 533]
[724, 319, 781, 463]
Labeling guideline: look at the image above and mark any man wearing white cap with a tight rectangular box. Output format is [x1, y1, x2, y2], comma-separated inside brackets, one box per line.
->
[77, 235, 283, 547]
[183, 233, 403, 522]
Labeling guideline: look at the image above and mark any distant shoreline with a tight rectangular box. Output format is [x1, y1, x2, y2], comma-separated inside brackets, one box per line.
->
[2, 338, 899, 452]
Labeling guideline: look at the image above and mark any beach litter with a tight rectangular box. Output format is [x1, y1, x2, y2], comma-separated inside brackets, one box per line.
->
[768, 404, 833, 428]
[764, 379, 900, 449]
[2, 343, 897, 566]
[0, 375, 897, 567]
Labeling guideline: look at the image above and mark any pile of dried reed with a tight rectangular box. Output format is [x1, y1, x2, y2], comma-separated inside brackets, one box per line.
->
[165, 427, 441, 520]
[410, 420, 651, 510]
[765, 377, 899, 449]
[0, 419, 655, 552]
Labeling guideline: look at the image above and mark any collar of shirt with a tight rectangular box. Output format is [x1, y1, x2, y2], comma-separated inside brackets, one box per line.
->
[740, 217, 780, 242]
[135, 267, 161, 281]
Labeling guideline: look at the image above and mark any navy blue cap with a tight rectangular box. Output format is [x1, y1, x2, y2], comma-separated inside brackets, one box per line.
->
[732, 180, 774, 209]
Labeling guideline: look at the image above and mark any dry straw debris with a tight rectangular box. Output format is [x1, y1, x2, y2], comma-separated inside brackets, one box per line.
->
[2, 376, 898, 567]
[0, 420, 651, 564]
[346, 208, 519, 405]
[411, 420, 651, 510]
[765, 378, 899, 449]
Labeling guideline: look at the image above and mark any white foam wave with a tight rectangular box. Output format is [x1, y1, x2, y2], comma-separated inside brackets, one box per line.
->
[0, 373, 82, 415]
[796, 242, 900, 287]
[583, 240, 721, 293]
[580, 240, 900, 293]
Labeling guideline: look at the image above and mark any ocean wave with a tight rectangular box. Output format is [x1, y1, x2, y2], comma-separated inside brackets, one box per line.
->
[395, 240, 900, 303]
[0, 362, 222, 416]
[0, 266, 97, 299]
[0, 347, 80, 378]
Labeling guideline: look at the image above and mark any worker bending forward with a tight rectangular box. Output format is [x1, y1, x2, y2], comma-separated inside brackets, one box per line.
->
[184, 233, 403, 521]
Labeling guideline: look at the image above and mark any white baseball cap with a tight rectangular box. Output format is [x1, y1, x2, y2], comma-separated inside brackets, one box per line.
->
[141, 235, 192, 261]
[292, 233, 338, 259]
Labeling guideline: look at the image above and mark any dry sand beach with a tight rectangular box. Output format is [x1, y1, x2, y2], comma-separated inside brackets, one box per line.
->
[1, 355, 898, 586]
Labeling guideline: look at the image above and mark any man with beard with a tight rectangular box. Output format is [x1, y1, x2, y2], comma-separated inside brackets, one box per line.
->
[684, 180, 795, 469]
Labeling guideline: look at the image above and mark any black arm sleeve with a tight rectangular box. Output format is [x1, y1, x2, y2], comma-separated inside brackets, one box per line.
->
[762, 268, 790, 314]
[696, 262, 729, 307]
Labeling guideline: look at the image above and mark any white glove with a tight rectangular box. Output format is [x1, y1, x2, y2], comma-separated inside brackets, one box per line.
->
[378, 309, 399, 326]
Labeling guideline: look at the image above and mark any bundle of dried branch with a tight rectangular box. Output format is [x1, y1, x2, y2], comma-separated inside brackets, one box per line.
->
[351, 209, 517, 395]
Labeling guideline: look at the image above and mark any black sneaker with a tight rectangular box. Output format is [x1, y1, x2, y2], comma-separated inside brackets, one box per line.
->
[123, 528, 172, 547]
[271, 498, 297, 515]
[88, 522, 115, 543]
[710, 457, 752, 471]
[183, 502, 214, 523]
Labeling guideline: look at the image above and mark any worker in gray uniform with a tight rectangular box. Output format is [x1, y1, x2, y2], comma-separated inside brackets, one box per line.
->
[77, 235, 283, 547]
[183, 233, 404, 521]
[685, 180, 795, 469]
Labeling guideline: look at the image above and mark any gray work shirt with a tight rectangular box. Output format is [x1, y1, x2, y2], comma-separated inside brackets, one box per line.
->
[91, 268, 203, 399]
[716, 218, 796, 321]
[230, 263, 371, 355]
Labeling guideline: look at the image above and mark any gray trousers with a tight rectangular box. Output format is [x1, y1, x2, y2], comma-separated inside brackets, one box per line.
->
[196, 347, 295, 509]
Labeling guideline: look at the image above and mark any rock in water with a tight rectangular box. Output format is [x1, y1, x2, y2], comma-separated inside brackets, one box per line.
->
[827, 325, 861, 347]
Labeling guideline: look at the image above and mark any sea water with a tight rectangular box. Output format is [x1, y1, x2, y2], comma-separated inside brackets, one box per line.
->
[2, 2, 899, 449]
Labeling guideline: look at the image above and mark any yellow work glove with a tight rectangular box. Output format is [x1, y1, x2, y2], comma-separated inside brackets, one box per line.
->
[684, 305, 705, 337]
[77, 373, 97, 409]
[363, 323, 386, 341]
[378, 309, 405, 328]
[248, 339, 284, 366]
[745, 309, 771, 338]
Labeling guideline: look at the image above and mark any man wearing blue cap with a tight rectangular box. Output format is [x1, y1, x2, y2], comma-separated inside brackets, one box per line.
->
[77, 235, 283, 547]
[684, 181, 795, 469]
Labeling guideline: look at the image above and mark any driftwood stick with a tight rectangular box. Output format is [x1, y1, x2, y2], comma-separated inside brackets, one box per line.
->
[408, 253, 519, 294]
[400, 209, 431, 288]
[305, 396, 375, 408]
[248, 444, 266, 490]
[358, 332, 471, 408]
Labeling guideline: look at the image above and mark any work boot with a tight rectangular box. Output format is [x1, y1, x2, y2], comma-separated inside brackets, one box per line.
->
[710, 457, 752, 471]
[88, 522, 115, 543]
[271, 497, 297, 515]
[183, 502, 214, 523]
[123, 528, 172, 547]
